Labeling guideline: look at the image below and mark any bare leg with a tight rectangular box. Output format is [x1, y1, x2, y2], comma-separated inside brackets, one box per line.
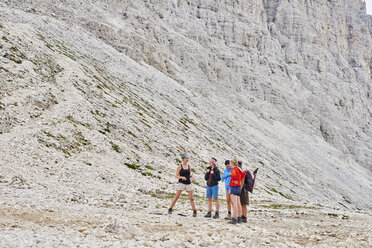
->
[170, 190, 182, 209]
[226, 193, 231, 212]
[207, 198, 212, 211]
[214, 198, 220, 212]
[242, 204, 247, 217]
[237, 196, 242, 217]
[187, 191, 196, 210]
[231, 195, 239, 218]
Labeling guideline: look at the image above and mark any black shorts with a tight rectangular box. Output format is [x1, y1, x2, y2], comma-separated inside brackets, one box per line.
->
[240, 189, 249, 205]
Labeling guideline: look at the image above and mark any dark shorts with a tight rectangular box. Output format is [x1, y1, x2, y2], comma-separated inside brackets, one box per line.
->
[240, 189, 249, 205]
[230, 186, 241, 196]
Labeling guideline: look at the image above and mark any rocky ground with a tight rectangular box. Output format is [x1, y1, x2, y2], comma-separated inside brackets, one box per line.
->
[0, 188, 371, 247]
[0, 0, 371, 246]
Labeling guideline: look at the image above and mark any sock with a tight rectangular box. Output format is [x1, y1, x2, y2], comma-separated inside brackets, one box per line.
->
[228, 211, 231, 215]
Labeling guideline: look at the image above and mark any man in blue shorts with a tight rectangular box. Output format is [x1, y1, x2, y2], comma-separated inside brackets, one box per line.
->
[204, 157, 221, 218]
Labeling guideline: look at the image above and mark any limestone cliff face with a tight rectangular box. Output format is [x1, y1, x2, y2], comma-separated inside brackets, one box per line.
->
[0, 0, 371, 209]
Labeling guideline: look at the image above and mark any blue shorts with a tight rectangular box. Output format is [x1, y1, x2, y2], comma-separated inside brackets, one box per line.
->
[206, 185, 219, 199]
[226, 187, 231, 194]
[230, 186, 241, 196]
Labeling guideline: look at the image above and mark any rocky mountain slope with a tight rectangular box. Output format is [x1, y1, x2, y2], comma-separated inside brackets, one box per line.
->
[0, 0, 371, 246]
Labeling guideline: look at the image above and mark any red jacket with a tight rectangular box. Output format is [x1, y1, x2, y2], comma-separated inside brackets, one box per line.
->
[229, 167, 246, 187]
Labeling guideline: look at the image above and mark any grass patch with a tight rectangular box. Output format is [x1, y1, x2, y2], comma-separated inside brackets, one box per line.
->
[141, 172, 153, 177]
[127, 130, 137, 137]
[260, 204, 317, 210]
[193, 181, 201, 187]
[145, 165, 154, 170]
[328, 213, 339, 217]
[268, 187, 293, 200]
[144, 143, 152, 151]
[110, 142, 122, 153]
[151, 193, 176, 199]
[343, 196, 351, 204]
[125, 163, 140, 170]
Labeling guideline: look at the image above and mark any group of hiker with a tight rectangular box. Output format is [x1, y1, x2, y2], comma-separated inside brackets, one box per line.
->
[168, 154, 257, 224]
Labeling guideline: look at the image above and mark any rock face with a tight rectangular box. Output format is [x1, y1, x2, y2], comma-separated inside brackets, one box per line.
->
[0, 0, 371, 214]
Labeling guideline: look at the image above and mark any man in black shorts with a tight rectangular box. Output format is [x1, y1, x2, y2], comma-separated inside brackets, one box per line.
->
[238, 161, 249, 223]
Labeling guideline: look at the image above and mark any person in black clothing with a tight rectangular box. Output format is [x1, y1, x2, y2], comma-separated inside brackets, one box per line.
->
[168, 154, 197, 217]
[204, 157, 221, 218]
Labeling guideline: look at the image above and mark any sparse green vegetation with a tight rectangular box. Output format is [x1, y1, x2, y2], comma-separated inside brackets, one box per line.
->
[338, 202, 349, 209]
[145, 165, 154, 170]
[127, 130, 137, 137]
[39, 130, 90, 157]
[111, 142, 122, 153]
[103, 122, 111, 133]
[141, 172, 153, 177]
[343, 196, 351, 204]
[259, 204, 318, 210]
[125, 163, 140, 170]
[328, 213, 339, 217]
[267, 187, 293, 200]
[4, 53, 22, 64]
[150, 193, 176, 199]
[144, 143, 152, 151]
[175, 158, 181, 164]
[10, 46, 19, 52]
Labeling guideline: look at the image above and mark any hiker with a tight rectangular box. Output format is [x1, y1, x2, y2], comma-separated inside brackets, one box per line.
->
[204, 157, 221, 218]
[238, 161, 249, 223]
[239, 162, 259, 223]
[168, 154, 197, 217]
[221, 160, 232, 219]
[228, 158, 246, 224]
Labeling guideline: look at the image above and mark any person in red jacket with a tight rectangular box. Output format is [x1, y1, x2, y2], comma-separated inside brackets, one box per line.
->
[228, 158, 246, 224]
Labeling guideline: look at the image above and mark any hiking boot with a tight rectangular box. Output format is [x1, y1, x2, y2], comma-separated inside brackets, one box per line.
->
[237, 217, 242, 223]
[242, 216, 247, 223]
[193, 210, 197, 217]
[168, 208, 172, 214]
[204, 211, 212, 218]
[224, 214, 231, 220]
[213, 212, 219, 219]
[228, 218, 237, 224]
